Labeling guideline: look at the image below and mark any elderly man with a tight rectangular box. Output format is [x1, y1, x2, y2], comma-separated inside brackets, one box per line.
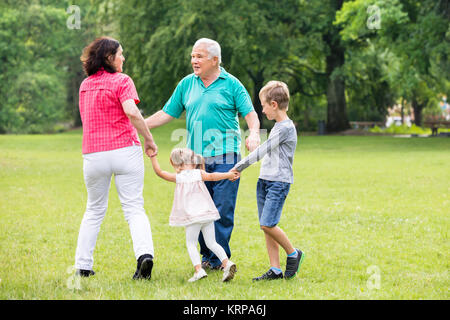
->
[145, 38, 260, 270]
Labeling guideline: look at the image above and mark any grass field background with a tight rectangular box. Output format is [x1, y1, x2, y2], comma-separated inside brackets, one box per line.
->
[0, 119, 448, 299]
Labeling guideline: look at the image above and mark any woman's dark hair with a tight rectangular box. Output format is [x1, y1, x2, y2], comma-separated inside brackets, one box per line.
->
[81, 37, 120, 76]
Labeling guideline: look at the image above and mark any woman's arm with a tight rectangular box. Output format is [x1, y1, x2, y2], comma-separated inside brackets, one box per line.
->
[200, 170, 238, 182]
[150, 156, 176, 182]
[122, 99, 158, 157]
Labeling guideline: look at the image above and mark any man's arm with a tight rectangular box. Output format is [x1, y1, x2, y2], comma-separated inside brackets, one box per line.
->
[244, 111, 260, 152]
[144, 110, 175, 129]
[122, 99, 157, 157]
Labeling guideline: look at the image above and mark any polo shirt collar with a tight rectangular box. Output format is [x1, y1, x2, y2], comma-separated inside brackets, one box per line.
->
[193, 66, 229, 79]
[218, 66, 228, 79]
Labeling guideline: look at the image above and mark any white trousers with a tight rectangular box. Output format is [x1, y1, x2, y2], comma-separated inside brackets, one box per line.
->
[75, 145, 154, 270]
[185, 222, 227, 267]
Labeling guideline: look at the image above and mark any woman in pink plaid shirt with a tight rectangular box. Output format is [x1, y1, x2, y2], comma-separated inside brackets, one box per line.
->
[74, 37, 157, 280]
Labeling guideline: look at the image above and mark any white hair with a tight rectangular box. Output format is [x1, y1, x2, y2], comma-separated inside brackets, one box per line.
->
[194, 38, 222, 64]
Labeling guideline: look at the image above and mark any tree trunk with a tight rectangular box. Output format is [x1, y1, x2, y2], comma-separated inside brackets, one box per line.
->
[67, 65, 83, 127]
[401, 99, 404, 125]
[325, 43, 349, 132]
[251, 70, 265, 129]
[74, 69, 83, 127]
[323, 0, 349, 133]
[303, 103, 310, 130]
[411, 96, 424, 127]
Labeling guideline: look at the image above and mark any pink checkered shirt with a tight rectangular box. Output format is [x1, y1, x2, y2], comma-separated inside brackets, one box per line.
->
[79, 69, 141, 154]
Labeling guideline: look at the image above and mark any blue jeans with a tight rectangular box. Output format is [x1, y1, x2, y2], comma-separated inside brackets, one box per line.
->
[199, 153, 241, 268]
[256, 179, 291, 227]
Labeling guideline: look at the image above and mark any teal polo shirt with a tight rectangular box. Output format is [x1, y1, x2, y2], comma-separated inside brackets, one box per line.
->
[162, 67, 254, 157]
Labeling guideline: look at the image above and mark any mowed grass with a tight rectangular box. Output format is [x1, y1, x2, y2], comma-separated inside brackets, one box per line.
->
[0, 119, 448, 299]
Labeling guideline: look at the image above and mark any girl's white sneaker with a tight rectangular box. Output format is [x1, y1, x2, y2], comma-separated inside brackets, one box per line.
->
[188, 268, 207, 282]
[222, 261, 237, 282]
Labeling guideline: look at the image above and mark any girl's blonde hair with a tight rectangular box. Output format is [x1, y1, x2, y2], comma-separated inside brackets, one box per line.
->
[170, 148, 205, 170]
[193, 154, 205, 170]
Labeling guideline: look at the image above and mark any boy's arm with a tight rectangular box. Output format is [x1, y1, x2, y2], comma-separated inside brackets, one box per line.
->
[200, 170, 238, 182]
[150, 156, 176, 182]
[233, 129, 284, 172]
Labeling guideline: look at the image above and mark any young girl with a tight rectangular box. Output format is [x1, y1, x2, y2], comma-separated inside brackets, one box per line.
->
[150, 148, 238, 282]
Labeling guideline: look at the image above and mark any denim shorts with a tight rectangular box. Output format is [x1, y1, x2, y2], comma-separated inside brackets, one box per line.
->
[256, 178, 291, 227]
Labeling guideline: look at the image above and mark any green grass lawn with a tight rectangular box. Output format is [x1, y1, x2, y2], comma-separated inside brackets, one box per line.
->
[0, 119, 449, 299]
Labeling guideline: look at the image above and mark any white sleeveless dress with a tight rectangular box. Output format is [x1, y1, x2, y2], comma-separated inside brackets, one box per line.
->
[169, 169, 220, 227]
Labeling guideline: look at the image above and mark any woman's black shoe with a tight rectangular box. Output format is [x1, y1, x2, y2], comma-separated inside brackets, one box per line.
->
[76, 269, 95, 277]
[133, 254, 153, 280]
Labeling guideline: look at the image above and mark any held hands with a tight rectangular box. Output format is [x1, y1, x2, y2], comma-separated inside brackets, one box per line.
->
[144, 139, 158, 158]
[228, 168, 240, 182]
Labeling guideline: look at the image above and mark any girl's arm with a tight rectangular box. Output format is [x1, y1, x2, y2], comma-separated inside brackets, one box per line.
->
[200, 170, 238, 182]
[150, 156, 176, 182]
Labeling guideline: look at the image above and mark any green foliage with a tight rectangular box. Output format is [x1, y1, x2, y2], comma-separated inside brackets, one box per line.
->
[116, 0, 303, 122]
[0, 5, 69, 133]
[0, 1, 100, 133]
[337, 0, 450, 125]
[0, 0, 448, 133]
[288, 93, 327, 132]
[344, 42, 396, 121]
[3, 71, 66, 133]
[336, 0, 409, 43]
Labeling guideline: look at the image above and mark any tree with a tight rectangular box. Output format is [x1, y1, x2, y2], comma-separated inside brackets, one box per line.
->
[343, 41, 397, 121]
[282, 0, 354, 132]
[0, 0, 102, 133]
[116, 0, 302, 128]
[224, 0, 303, 127]
[280, 0, 363, 132]
[336, 0, 449, 126]
[0, 4, 69, 133]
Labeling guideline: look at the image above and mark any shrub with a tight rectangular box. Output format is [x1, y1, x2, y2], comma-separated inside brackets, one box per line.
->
[369, 124, 432, 135]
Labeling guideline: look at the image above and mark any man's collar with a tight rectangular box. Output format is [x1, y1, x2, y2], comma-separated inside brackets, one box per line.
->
[194, 66, 228, 79]
[218, 66, 228, 79]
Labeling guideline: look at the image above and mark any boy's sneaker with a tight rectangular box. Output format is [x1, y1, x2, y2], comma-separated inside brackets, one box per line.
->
[284, 249, 305, 279]
[188, 268, 208, 282]
[75, 269, 95, 277]
[222, 261, 237, 282]
[133, 254, 153, 280]
[252, 269, 283, 281]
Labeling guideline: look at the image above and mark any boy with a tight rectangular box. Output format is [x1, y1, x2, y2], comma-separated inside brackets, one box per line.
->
[231, 81, 304, 280]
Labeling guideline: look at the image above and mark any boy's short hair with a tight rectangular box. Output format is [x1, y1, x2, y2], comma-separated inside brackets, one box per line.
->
[259, 80, 290, 110]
